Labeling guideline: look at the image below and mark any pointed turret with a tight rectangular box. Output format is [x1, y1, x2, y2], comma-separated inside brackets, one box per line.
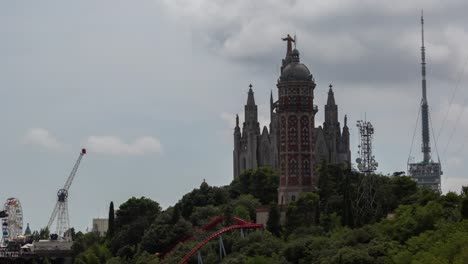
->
[341, 115, 351, 168]
[24, 223, 31, 236]
[247, 84, 255, 106]
[261, 126, 269, 137]
[244, 84, 259, 133]
[234, 114, 241, 137]
[233, 114, 242, 179]
[342, 115, 350, 138]
[270, 90, 274, 108]
[327, 84, 336, 106]
[325, 84, 338, 125]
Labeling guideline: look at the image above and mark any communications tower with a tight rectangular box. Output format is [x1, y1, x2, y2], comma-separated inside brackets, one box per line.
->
[356, 120, 378, 174]
[407, 12, 442, 192]
[355, 120, 378, 223]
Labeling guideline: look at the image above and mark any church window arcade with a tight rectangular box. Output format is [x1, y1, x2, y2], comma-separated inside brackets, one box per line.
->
[289, 127, 297, 145]
[280, 116, 286, 151]
[289, 159, 297, 175]
[288, 115, 298, 149]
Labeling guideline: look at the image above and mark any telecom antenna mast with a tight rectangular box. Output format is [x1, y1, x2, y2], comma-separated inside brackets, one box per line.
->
[47, 148, 86, 240]
[356, 120, 378, 174]
[407, 12, 442, 192]
[355, 120, 379, 224]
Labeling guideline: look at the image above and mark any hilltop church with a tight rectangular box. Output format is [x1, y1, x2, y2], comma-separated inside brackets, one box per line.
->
[233, 35, 351, 205]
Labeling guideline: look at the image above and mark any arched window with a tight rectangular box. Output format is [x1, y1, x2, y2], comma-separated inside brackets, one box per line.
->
[291, 195, 296, 202]
[303, 160, 310, 175]
[290, 159, 297, 175]
[290, 127, 297, 143]
[242, 157, 246, 171]
[288, 115, 298, 148]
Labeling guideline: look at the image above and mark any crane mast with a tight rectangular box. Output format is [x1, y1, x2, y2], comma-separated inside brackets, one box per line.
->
[47, 148, 86, 240]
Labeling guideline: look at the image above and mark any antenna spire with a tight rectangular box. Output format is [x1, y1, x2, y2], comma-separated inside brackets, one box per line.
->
[421, 10, 425, 48]
[420, 10, 431, 162]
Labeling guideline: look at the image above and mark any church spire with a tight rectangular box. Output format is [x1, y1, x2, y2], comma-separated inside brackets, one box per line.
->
[270, 90, 273, 104]
[247, 84, 255, 106]
[244, 84, 259, 130]
[327, 84, 336, 106]
[324, 84, 338, 126]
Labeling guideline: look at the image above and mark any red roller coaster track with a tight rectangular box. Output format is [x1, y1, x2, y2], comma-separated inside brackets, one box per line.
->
[177, 217, 263, 264]
[161, 215, 259, 258]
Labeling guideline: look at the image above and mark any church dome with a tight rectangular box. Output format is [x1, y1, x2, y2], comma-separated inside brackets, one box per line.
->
[280, 49, 313, 82]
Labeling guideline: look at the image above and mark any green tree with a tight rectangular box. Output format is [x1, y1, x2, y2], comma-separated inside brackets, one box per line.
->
[178, 182, 229, 219]
[134, 251, 160, 264]
[233, 194, 260, 221]
[108, 201, 115, 238]
[266, 203, 281, 237]
[234, 205, 251, 220]
[39, 227, 50, 239]
[461, 197, 468, 219]
[111, 197, 161, 254]
[140, 218, 193, 254]
[115, 197, 161, 228]
[285, 192, 319, 235]
[224, 204, 234, 226]
[230, 167, 279, 205]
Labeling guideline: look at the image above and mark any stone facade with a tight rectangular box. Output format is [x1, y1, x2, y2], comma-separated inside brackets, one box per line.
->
[233, 85, 280, 179]
[233, 37, 351, 205]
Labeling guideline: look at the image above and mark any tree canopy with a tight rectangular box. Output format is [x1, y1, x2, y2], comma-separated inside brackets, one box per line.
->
[67, 166, 468, 264]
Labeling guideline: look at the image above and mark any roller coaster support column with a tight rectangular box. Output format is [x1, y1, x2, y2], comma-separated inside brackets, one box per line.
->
[219, 235, 226, 260]
[197, 251, 203, 264]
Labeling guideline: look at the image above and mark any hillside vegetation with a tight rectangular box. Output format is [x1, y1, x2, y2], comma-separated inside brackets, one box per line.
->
[69, 165, 468, 264]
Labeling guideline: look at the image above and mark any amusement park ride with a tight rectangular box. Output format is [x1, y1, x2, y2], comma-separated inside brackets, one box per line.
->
[1, 198, 23, 246]
[0, 149, 87, 260]
[47, 148, 86, 241]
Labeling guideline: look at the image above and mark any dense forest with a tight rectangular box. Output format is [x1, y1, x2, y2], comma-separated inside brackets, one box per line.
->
[64, 165, 468, 263]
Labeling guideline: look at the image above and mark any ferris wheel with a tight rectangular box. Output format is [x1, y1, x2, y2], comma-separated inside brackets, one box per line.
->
[1, 198, 23, 245]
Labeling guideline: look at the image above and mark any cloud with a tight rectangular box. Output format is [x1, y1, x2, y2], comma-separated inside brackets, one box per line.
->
[161, 0, 468, 85]
[22, 128, 63, 150]
[84, 136, 162, 156]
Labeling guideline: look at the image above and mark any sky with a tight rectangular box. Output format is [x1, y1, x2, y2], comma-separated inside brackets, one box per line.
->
[1, 0, 468, 233]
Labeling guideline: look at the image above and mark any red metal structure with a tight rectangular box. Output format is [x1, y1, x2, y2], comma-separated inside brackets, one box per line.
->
[177, 216, 263, 264]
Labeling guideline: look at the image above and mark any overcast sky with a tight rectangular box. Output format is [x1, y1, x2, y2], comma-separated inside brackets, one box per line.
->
[1, 0, 468, 233]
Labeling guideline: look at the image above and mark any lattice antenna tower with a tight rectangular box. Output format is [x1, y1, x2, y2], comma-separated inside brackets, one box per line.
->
[355, 120, 379, 223]
[356, 120, 378, 174]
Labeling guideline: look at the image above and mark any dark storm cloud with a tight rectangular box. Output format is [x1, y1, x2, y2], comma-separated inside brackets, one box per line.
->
[162, 0, 468, 86]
